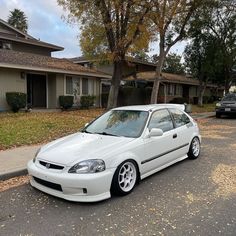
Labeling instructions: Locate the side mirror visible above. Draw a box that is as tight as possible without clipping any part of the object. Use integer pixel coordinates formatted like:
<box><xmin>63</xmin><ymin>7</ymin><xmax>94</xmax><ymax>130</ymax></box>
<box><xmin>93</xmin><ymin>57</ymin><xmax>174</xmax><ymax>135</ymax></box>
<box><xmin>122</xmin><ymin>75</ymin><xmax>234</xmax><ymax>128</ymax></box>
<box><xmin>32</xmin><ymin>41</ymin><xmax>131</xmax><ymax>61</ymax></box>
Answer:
<box><xmin>84</xmin><ymin>123</ymin><xmax>89</xmax><ymax>127</ymax></box>
<box><xmin>148</xmin><ymin>128</ymin><xmax>163</xmax><ymax>138</ymax></box>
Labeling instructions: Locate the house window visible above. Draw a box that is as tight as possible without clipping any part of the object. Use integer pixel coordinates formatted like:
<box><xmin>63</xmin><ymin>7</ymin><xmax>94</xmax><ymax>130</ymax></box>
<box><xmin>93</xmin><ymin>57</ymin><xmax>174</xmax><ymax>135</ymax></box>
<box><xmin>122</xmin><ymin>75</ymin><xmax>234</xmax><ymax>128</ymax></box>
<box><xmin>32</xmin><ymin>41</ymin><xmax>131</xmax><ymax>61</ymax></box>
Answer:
<box><xmin>176</xmin><ymin>85</ymin><xmax>183</xmax><ymax>96</ymax></box>
<box><xmin>0</xmin><ymin>41</ymin><xmax>12</xmax><ymax>50</ymax></box>
<box><xmin>66</xmin><ymin>76</ymin><xmax>73</xmax><ymax>94</ymax></box>
<box><xmin>167</xmin><ymin>84</ymin><xmax>174</xmax><ymax>95</ymax></box>
<box><xmin>82</xmin><ymin>78</ymin><xmax>88</xmax><ymax>95</ymax></box>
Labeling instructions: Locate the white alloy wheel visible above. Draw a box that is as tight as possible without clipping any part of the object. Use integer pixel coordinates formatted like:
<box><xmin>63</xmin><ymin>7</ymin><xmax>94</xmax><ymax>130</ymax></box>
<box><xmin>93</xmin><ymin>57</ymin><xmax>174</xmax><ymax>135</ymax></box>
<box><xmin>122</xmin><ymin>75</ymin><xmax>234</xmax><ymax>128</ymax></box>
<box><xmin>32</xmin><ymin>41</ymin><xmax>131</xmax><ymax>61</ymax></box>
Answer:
<box><xmin>111</xmin><ymin>160</ymin><xmax>138</xmax><ymax>195</ymax></box>
<box><xmin>118</xmin><ymin>162</ymin><xmax>137</xmax><ymax>192</ymax></box>
<box><xmin>192</xmin><ymin>137</ymin><xmax>200</xmax><ymax>157</ymax></box>
<box><xmin>188</xmin><ymin>137</ymin><xmax>201</xmax><ymax>159</ymax></box>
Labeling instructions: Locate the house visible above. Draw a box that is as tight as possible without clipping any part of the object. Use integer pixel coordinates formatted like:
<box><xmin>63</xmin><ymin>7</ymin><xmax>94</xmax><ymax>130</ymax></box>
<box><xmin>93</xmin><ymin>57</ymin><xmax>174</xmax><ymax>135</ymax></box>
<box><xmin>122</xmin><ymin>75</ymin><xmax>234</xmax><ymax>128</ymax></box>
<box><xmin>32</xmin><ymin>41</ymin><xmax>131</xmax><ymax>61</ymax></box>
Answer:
<box><xmin>71</xmin><ymin>57</ymin><xmax>224</xmax><ymax>104</ymax></box>
<box><xmin>124</xmin><ymin>71</ymin><xmax>224</xmax><ymax>104</ymax></box>
<box><xmin>0</xmin><ymin>19</ymin><xmax>110</xmax><ymax>111</ymax></box>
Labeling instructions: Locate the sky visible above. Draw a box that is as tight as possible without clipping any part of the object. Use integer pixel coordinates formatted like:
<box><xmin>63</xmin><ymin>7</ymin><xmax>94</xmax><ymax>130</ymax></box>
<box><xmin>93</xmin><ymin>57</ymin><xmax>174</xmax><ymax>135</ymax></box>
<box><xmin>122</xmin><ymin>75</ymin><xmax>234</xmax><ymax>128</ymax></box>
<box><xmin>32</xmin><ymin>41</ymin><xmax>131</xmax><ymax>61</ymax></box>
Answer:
<box><xmin>0</xmin><ymin>0</ymin><xmax>186</xmax><ymax>59</ymax></box>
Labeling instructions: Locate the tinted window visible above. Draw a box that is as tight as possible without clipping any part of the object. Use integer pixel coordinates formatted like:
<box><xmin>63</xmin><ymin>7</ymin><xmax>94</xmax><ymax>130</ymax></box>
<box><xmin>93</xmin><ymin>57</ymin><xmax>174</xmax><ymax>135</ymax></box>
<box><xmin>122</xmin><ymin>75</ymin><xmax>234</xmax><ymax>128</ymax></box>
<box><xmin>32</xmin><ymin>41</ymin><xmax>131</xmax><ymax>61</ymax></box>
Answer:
<box><xmin>85</xmin><ymin>110</ymin><xmax>149</xmax><ymax>138</ymax></box>
<box><xmin>148</xmin><ymin>109</ymin><xmax>174</xmax><ymax>132</ymax></box>
<box><xmin>170</xmin><ymin>108</ymin><xmax>190</xmax><ymax>128</ymax></box>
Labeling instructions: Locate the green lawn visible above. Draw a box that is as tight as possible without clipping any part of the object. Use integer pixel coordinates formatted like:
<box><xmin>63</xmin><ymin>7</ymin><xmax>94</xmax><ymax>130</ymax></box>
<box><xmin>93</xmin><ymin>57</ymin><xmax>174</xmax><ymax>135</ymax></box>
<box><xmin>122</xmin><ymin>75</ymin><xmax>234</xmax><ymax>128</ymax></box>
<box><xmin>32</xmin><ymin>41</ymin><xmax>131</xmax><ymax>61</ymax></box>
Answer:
<box><xmin>191</xmin><ymin>103</ymin><xmax>216</xmax><ymax>113</ymax></box>
<box><xmin>0</xmin><ymin>109</ymin><xmax>104</xmax><ymax>150</ymax></box>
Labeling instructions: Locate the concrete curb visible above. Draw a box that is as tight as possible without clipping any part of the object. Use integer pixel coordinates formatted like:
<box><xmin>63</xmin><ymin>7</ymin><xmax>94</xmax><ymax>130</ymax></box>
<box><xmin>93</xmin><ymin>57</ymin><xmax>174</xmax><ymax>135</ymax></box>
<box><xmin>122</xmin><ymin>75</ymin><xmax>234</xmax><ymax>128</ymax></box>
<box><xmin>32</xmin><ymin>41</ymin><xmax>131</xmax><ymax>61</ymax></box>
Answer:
<box><xmin>191</xmin><ymin>113</ymin><xmax>215</xmax><ymax>120</ymax></box>
<box><xmin>0</xmin><ymin>168</ymin><xmax>28</xmax><ymax>181</ymax></box>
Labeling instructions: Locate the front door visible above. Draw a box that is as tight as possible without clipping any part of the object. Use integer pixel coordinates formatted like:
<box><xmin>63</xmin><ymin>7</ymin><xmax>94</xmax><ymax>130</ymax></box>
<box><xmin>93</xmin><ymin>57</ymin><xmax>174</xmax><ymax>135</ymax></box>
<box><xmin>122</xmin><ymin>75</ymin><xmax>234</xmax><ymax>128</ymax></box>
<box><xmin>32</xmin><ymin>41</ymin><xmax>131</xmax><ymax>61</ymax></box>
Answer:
<box><xmin>27</xmin><ymin>74</ymin><xmax>47</xmax><ymax>108</ymax></box>
<box><xmin>140</xmin><ymin>109</ymin><xmax>178</xmax><ymax>175</ymax></box>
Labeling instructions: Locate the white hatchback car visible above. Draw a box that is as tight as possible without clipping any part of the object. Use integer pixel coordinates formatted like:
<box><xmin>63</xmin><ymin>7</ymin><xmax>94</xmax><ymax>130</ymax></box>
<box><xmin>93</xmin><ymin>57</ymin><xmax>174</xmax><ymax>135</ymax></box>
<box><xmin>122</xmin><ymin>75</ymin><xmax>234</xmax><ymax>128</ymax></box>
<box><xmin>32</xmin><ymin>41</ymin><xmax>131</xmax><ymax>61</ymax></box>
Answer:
<box><xmin>27</xmin><ymin>104</ymin><xmax>201</xmax><ymax>202</ymax></box>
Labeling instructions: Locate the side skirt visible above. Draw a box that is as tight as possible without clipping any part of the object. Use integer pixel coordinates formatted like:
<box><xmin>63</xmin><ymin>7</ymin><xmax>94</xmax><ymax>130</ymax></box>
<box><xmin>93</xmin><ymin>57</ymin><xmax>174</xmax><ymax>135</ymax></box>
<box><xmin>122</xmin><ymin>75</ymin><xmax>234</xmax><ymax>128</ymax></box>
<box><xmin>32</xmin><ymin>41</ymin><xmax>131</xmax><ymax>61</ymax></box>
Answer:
<box><xmin>140</xmin><ymin>155</ymin><xmax>188</xmax><ymax>180</ymax></box>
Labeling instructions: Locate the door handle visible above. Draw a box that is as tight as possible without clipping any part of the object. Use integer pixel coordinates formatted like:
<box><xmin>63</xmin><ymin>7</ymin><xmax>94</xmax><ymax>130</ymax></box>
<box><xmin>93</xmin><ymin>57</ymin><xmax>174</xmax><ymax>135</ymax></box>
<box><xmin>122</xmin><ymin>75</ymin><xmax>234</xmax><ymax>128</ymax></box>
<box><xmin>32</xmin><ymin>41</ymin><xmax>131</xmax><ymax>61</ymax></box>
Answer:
<box><xmin>173</xmin><ymin>134</ymin><xmax>177</xmax><ymax>139</ymax></box>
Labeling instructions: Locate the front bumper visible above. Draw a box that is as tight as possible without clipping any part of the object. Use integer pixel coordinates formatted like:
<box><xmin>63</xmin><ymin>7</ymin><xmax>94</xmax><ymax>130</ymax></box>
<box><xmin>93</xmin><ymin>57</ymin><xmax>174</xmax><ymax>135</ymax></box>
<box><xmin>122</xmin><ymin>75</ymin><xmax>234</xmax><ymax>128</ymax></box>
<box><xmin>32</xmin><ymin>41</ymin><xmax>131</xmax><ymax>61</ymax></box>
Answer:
<box><xmin>27</xmin><ymin>160</ymin><xmax>115</xmax><ymax>202</ymax></box>
<box><xmin>216</xmin><ymin>107</ymin><xmax>236</xmax><ymax>115</ymax></box>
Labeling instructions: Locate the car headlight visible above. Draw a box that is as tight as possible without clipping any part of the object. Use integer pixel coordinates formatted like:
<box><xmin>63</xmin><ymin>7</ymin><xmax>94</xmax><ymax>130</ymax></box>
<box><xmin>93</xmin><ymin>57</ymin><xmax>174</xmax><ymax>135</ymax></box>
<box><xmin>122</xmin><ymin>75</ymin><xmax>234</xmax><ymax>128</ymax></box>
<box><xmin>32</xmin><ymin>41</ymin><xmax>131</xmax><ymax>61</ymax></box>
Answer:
<box><xmin>33</xmin><ymin>147</ymin><xmax>41</xmax><ymax>163</ymax></box>
<box><xmin>68</xmin><ymin>159</ymin><xmax>106</xmax><ymax>174</ymax></box>
<box><xmin>216</xmin><ymin>103</ymin><xmax>221</xmax><ymax>107</ymax></box>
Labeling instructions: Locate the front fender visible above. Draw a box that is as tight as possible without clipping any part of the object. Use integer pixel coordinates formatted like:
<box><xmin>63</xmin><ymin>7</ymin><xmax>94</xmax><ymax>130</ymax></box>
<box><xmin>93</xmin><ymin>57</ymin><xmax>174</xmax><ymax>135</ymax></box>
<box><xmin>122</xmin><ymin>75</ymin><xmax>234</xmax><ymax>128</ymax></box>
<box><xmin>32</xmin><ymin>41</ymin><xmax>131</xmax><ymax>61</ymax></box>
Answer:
<box><xmin>106</xmin><ymin>151</ymin><xmax>140</xmax><ymax>170</ymax></box>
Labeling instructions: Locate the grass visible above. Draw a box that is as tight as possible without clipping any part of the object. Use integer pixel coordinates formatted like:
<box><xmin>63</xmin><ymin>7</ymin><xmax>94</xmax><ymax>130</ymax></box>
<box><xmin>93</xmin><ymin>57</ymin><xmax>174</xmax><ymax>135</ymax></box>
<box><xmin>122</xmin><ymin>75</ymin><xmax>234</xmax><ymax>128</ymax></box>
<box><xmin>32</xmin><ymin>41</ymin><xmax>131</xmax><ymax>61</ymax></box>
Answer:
<box><xmin>0</xmin><ymin>109</ymin><xmax>104</xmax><ymax>150</ymax></box>
<box><xmin>191</xmin><ymin>103</ymin><xmax>216</xmax><ymax>113</ymax></box>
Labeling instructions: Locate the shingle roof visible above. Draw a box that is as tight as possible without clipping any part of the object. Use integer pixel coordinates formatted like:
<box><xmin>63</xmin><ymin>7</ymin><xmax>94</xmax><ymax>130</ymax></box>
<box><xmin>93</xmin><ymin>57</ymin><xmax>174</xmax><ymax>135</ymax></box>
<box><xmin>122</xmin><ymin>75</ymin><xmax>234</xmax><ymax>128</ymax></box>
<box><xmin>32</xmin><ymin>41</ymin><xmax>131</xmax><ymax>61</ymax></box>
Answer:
<box><xmin>125</xmin><ymin>71</ymin><xmax>200</xmax><ymax>85</ymax></box>
<box><xmin>70</xmin><ymin>56</ymin><xmax>156</xmax><ymax>67</ymax></box>
<box><xmin>0</xmin><ymin>49</ymin><xmax>110</xmax><ymax>78</ymax></box>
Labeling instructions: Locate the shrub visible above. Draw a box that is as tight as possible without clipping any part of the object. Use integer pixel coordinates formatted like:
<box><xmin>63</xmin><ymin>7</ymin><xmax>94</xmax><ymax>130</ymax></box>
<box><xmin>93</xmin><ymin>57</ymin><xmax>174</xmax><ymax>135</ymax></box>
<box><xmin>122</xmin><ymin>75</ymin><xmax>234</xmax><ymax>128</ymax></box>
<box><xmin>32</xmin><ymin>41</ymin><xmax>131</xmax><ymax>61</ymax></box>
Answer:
<box><xmin>80</xmin><ymin>95</ymin><xmax>96</xmax><ymax>109</ymax></box>
<box><xmin>169</xmin><ymin>97</ymin><xmax>189</xmax><ymax>104</ymax></box>
<box><xmin>6</xmin><ymin>92</ymin><xmax>26</xmax><ymax>112</ymax></box>
<box><xmin>59</xmin><ymin>96</ymin><xmax>74</xmax><ymax>110</ymax></box>
<box><xmin>203</xmin><ymin>96</ymin><xmax>215</xmax><ymax>104</ymax></box>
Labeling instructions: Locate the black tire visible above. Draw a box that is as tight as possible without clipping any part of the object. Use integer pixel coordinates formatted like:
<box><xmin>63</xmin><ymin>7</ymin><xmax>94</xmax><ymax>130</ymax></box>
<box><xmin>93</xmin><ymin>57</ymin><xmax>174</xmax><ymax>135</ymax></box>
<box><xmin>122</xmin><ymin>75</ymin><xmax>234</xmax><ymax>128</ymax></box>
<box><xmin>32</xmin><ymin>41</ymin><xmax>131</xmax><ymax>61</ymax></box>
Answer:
<box><xmin>111</xmin><ymin>160</ymin><xmax>138</xmax><ymax>196</ymax></box>
<box><xmin>216</xmin><ymin>112</ymin><xmax>221</xmax><ymax>118</ymax></box>
<box><xmin>188</xmin><ymin>137</ymin><xmax>201</xmax><ymax>160</ymax></box>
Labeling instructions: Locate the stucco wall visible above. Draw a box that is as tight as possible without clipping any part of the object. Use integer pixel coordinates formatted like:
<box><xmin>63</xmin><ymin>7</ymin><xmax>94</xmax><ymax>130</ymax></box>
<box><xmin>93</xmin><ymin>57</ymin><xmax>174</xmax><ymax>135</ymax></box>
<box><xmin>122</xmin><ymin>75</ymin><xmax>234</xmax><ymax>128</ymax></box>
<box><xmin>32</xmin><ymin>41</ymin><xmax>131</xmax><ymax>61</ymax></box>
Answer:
<box><xmin>0</xmin><ymin>68</ymin><xmax>26</xmax><ymax>110</ymax></box>
<box><xmin>47</xmin><ymin>73</ymin><xmax>57</xmax><ymax>108</ymax></box>
<box><xmin>55</xmin><ymin>74</ymin><xmax>65</xmax><ymax>108</ymax></box>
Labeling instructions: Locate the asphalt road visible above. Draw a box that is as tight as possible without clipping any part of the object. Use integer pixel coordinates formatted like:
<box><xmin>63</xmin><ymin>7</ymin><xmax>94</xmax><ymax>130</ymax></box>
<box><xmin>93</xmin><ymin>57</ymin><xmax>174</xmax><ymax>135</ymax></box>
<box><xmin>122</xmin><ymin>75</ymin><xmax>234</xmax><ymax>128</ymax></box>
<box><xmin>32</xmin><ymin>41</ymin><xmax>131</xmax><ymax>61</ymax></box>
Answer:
<box><xmin>0</xmin><ymin>117</ymin><xmax>236</xmax><ymax>236</ymax></box>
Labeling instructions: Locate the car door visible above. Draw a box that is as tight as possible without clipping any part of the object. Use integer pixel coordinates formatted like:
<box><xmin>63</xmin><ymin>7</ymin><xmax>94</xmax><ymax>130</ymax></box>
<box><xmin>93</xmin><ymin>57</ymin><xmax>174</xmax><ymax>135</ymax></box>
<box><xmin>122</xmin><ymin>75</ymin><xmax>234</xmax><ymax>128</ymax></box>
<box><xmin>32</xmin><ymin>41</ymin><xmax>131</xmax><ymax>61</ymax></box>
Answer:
<box><xmin>140</xmin><ymin>109</ymin><xmax>179</xmax><ymax>175</ymax></box>
<box><xmin>168</xmin><ymin>108</ymin><xmax>193</xmax><ymax>158</ymax></box>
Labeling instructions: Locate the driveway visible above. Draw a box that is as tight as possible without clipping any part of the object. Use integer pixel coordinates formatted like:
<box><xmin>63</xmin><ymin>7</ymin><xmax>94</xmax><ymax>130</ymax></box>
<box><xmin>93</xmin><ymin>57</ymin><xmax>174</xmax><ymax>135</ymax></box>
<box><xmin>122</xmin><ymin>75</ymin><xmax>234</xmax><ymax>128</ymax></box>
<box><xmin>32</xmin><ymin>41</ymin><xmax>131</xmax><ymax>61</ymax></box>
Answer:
<box><xmin>0</xmin><ymin>117</ymin><xmax>235</xmax><ymax>236</ymax></box>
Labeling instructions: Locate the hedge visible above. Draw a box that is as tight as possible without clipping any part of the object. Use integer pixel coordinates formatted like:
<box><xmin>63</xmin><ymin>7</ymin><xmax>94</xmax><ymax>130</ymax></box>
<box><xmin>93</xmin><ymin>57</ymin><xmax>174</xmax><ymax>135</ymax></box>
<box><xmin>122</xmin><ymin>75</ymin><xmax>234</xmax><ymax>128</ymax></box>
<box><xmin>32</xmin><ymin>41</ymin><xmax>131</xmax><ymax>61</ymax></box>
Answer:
<box><xmin>6</xmin><ymin>92</ymin><xmax>26</xmax><ymax>112</ymax></box>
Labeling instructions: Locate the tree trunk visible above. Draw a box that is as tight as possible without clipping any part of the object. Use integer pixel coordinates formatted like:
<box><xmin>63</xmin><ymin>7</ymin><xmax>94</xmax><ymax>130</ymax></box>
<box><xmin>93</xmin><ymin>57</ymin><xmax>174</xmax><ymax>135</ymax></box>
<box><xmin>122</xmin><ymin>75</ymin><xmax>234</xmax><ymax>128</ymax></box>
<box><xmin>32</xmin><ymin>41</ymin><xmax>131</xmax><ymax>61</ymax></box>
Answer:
<box><xmin>107</xmin><ymin>60</ymin><xmax>123</xmax><ymax>109</ymax></box>
<box><xmin>151</xmin><ymin>42</ymin><xmax>166</xmax><ymax>104</ymax></box>
<box><xmin>198</xmin><ymin>78</ymin><xmax>207</xmax><ymax>106</ymax></box>
<box><xmin>224</xmin><ymin>68</ymin><xmax>231</xmax><ymax>94</ymax></box>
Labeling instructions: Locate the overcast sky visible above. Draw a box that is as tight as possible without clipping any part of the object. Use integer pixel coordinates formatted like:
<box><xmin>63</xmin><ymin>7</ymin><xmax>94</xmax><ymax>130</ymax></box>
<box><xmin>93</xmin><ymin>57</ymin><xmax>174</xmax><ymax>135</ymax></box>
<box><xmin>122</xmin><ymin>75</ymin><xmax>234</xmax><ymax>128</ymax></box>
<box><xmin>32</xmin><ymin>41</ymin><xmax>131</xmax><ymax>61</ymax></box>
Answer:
<box><xmin>0</xmin><ymin>0</ymin><xmax>185</xmax><ymax>59</ymax></box>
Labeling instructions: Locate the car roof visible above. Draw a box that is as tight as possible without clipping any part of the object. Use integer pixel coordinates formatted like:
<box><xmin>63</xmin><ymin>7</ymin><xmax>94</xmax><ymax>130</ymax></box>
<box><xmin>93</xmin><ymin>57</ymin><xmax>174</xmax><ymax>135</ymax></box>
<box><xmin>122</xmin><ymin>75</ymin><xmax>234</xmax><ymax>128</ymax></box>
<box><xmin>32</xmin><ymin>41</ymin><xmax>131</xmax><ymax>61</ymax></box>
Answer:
<box><xmin>112</xmin><ymin>104</ymin><xmax>185</xmax><ymax>112</ymax></box>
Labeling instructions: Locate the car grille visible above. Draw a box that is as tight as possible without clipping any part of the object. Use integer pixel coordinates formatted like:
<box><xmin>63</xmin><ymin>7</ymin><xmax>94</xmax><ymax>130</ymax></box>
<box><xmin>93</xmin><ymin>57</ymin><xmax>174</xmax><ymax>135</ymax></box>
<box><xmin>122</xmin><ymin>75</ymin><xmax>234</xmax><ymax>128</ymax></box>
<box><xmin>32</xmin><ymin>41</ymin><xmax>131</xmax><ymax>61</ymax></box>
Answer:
<box><xmin>33</xmin><ymin>176</ymin><xmax>62</xmax><ymax>192</ymax></box>
<box><xmin>39</xmin><ymin>161</ymin><xmax>64</xmax><ymax>170</ymax></box>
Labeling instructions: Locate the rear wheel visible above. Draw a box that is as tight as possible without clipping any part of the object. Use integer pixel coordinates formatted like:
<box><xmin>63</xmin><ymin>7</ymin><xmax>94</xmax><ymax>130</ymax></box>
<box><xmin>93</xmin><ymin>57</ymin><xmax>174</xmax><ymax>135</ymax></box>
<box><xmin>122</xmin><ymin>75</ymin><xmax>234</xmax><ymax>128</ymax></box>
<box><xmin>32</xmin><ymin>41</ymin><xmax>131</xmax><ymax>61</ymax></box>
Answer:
<box><xmin>111</xmin><ymin>160</ymin><xmax>138</xmax><ymax>196</ymax></box>
<box><xmin>188</xmin><ymin>137</ymin><xmax>201</xmax><ymax>159</ymax></box>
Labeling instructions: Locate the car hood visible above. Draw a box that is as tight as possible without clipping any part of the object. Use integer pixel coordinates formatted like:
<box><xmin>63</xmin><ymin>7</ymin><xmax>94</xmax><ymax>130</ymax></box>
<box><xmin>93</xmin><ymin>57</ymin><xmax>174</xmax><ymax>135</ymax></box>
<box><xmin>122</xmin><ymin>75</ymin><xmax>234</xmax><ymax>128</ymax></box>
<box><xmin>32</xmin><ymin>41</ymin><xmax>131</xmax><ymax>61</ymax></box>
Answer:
<box><xmin>37</xmin><ymin>133</ymin><xmax>134</xmax><ymax>166</ymax></box>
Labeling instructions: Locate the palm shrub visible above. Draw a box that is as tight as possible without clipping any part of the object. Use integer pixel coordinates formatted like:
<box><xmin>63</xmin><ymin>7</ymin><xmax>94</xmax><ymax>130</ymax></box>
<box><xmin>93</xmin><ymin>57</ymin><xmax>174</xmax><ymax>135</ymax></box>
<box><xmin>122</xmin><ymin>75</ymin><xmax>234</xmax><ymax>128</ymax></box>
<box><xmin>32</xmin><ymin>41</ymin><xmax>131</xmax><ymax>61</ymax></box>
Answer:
<box><xmin>6</xmin><ymin>92</ymin><xmax>26</xmax><ymax>112</ymax></box>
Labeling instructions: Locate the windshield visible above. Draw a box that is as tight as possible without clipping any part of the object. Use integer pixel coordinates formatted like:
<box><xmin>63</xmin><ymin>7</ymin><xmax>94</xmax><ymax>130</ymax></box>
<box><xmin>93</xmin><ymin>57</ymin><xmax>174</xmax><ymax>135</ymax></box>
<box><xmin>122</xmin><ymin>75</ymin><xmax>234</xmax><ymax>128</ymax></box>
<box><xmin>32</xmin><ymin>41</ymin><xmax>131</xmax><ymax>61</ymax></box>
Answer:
<box><xmin>222</xmin><ymin>94</ymin><xmax>236</xmax><ymax>101</ymax></box>
<box><xmin>83</xmin><ymin>110</ymin><xmax>149</xmax><ymax>138</ymax></box>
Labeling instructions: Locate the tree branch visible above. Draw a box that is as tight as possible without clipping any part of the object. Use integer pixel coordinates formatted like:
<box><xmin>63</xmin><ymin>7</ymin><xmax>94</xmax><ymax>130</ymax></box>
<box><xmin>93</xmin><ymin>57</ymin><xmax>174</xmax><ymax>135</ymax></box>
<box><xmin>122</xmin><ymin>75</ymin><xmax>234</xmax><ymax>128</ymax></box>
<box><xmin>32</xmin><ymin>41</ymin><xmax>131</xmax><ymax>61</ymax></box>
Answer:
<box><xmin>95</xmin><ymin>0</ymin><xmax>116</xmax><ymax>52</ymax></box>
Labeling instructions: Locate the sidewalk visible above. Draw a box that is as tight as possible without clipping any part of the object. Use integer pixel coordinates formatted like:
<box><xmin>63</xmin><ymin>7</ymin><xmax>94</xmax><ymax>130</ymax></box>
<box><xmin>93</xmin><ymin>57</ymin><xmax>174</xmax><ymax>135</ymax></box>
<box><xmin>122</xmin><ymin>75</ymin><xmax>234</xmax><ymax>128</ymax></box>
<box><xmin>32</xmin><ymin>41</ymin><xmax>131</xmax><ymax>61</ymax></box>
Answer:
<box><xmin>0</xmin><ymin>145</ymin><xmax>40</xmax><ymax>180</ymax></box>
<box><xmin>191</xmin><ymin>112</ymin><xmax>215</xmax><ymax>120</ymax></box>
<box><xmin>0</xmin><ymin>112</ymin><xmax>215</xmax><ymax>181</ymax></box>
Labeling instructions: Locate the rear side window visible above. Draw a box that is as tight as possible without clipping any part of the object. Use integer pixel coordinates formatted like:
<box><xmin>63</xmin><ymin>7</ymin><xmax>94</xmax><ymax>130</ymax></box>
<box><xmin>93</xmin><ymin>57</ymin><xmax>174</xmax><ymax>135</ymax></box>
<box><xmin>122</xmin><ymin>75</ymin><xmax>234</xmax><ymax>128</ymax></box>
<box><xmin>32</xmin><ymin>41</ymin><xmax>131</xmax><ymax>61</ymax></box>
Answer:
<box><xmin>169</xmin><ymin>108</ymin><xmax>190</xmax><ymax>128</ymax></box>
<box><xmin>148</xmin><ymin>109</ymin><xmax>174</xmax><ymax>132</ymax></box>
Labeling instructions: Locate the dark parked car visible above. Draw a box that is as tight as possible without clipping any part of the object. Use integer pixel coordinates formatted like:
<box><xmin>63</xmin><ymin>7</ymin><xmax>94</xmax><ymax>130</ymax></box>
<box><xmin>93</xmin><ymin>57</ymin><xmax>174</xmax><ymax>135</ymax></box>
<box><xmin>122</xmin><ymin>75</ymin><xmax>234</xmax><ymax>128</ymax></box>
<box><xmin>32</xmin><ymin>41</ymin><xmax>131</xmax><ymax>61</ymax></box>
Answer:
<box><xmin>215</xmin><ymin>93</ymin><xmax>236</xmax><ymax>118</ymax></box>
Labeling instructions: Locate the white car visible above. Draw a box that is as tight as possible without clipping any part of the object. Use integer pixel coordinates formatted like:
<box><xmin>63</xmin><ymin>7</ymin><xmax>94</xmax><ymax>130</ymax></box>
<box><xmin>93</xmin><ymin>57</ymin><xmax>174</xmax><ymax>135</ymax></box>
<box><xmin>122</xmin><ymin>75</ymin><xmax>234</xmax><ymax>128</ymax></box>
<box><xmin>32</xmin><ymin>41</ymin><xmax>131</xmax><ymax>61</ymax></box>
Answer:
<box><xmin>27</xmin><ymin>104</ymin><xmax>201</xmax><ymax>202</ymax></box>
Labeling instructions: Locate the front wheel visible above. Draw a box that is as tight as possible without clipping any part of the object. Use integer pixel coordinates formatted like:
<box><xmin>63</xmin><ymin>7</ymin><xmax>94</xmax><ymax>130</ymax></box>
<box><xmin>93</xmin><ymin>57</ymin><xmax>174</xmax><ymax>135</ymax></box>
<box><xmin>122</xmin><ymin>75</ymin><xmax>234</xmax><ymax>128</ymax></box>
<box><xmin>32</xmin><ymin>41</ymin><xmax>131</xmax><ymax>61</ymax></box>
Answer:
<box><xmin>111</xmin><ymin>160</ymin><xmax>138</xmax><ymax>196</ymax></box>
<box><xmin>216</xmin><ymin>112</ymin><xmax>221</xmax><ymax>118</ymax></box>
<box><xmin>188</xmin><ymin>137</ymin><xmax>201</xmax><ymax>159</ymax></box>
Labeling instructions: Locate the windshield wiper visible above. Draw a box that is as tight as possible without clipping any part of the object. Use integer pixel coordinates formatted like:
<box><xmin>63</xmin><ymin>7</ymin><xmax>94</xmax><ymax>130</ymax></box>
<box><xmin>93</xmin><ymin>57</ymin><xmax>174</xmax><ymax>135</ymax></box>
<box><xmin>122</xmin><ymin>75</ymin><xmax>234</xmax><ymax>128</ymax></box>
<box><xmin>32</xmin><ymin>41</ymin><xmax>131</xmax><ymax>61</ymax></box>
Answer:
<box><xmin>81</xmin><ymin>130</ymin><xmax>93</xmax><ymax>134</ymax></box>
<box><xmin>94</xmin><ymin>132</ymin><xmax>119</xmax><ymax>137</ymax></box>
